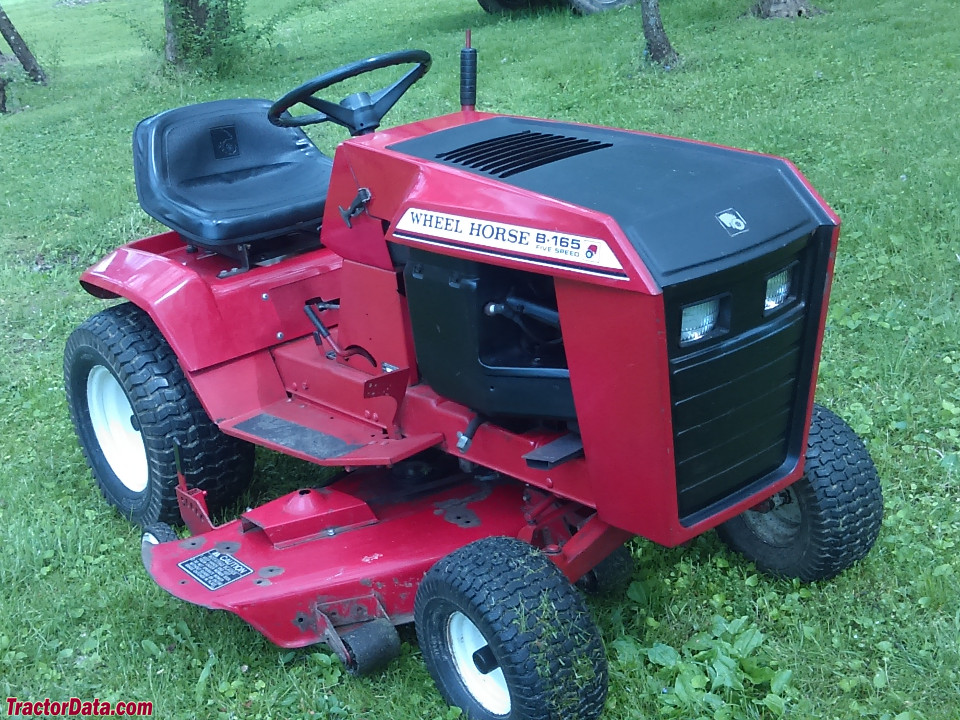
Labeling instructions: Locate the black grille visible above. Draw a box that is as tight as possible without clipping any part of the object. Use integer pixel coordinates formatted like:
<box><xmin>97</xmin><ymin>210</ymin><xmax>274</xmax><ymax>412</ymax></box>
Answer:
<box><xmin>435</xmin><ymin>130</ymin><xmax>612</xmax><ymax>178</ymax></box>
<box><xmin>663</xmin><ymin>231</ymin><xmax>832</xmax><ymax>524</ymax></box>
<box><xmin>670</xmin><ymin>315</ymin><xmax>806</xmax><ymax>519</ymax></box>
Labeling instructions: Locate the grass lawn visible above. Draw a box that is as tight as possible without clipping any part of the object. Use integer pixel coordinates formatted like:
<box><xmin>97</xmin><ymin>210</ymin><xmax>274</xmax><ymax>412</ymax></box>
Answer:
<box><xmin>1</xmin><ymin>0</ymin><xmax>958</xmax><ymax>718</ymax></box>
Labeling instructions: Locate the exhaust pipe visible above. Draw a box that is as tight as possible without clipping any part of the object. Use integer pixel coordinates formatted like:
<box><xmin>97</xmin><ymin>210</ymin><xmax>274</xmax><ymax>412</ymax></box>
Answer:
<box><xmin>460</xmin><ymin>29</ymin><xmax>477</xmax><ymax>112</ymax></box>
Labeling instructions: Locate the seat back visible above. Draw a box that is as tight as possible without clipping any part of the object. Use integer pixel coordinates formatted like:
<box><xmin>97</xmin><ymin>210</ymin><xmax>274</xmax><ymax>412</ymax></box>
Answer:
<box><xmin>133</xmin><ymin>98</ymin><xmax>333</xmax><ymax>259</ymax></box>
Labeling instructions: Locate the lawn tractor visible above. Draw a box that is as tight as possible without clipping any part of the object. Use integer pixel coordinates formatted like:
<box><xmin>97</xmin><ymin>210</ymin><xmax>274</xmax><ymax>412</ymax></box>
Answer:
<box><xmin>64</xmin><ymin>42</ymin><xmax>883</xmax><ymax>720</ymax></box>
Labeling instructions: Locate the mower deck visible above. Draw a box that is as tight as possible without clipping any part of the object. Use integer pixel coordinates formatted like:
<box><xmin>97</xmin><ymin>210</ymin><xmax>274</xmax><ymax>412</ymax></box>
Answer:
<box><xmin>142</xmin><ymin>467</ymin><xmax>529</xmax><ymax>647</ymax></box>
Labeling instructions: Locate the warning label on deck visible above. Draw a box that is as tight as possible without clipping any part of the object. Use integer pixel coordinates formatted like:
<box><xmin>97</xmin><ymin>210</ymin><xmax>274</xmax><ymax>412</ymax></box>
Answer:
<box><xmin>178</xmin><ymin>549</ymin><xmax>253</xmax><ymax>591</ymax></box>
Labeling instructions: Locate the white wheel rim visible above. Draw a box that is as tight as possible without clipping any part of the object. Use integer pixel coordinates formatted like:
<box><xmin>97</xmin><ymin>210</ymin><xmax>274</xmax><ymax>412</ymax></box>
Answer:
<box><xmin>86</xmin><ymin>365</ymin><xmax>149</xmax><ymax>493</ymax></box>
<box><xmin>142</xmin><ymin>532</ymin><xmax>161</xmax><ymax>545</ymax></box>
<box><xmin>447</xmin><ymin>611</ymin><xmax>510</xmax><ymax>716</ymax></box>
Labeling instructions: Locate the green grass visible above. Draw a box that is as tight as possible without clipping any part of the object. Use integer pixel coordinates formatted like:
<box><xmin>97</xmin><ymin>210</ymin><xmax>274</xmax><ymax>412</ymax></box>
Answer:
<box><xmin>1</xmin><ymin>0</ymin><xmax>958</xmax><ymax>717</ymax></box>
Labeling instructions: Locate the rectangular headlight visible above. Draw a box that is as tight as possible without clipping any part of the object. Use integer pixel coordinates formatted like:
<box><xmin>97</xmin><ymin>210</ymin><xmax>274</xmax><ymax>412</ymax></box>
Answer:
<box><xmin>764</xmin><ymin>265</ymin><xmax>795</xmax><ymax>314</ymax></box>
<box><xmin>680</xmin><ymin>298</ymin><xmax>721</xmax><ymax>345</ymax></box>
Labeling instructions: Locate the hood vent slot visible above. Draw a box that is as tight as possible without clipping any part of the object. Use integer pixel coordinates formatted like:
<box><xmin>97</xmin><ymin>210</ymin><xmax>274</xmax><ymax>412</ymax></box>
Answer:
<box><xmin>436</xmin><ymin>130</ymin><xmax>612</xmax><ymax>178</ymax></box>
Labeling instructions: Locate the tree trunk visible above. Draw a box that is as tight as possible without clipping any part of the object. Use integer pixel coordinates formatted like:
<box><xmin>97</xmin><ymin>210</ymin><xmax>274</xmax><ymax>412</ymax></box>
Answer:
<box><xmin>0</xmin><ymin>4</ymin><xmax>46</xmax><ymax>84</ymax></box>
<box><xmin>0</xmin><ymin>75</ymin><xmax>8</xmax><ymax>113</ymax></box>
<box><xmin>163</xmin><ymin>0</ymin><xmax>233</xmax><ymax>66</ymax></box>
<box><xmin>163</xmin><ymin>0</ymin><xmax>179</xmax><ymax>63</ymax></box>
<box><xmin>640</xmin><ymin>0</ymin><xmax>679</xmax><ymax>67</ymax></box>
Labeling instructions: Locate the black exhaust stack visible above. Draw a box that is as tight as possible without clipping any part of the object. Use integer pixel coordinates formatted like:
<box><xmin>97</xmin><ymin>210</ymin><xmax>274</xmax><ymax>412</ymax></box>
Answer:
<box><xmin>460</xmin><ymin>29</ymin><xmax>477</xmax><ymax>112</ymax></box>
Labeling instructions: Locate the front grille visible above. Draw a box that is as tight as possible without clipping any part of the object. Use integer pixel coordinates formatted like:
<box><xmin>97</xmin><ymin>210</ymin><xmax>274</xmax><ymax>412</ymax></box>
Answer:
<box><xmin>670</xmin><ymin>314</ymin><xmax>806</xmax><ymax>519</ymax></box>
<box><xmin>664</xmin><ymin>231</ymin><xmax>831</xmax><ymax>524</ymax></box>
<box><xmin>435</xmin><ymin>130</ymin><xmax>612</xmax><ymax>178</ymax></box>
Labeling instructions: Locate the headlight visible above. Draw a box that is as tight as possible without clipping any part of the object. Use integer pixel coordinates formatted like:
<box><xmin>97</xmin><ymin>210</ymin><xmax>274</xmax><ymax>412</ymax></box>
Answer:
<box><xmin>764</xmin><ymin>265</ymin><xmax>794</xmax><ymax>313</ymax></box>
<box><xmin>680</xmin><ymin>298</ymin><xmax>721</xmax><ymax>345</ymax></box>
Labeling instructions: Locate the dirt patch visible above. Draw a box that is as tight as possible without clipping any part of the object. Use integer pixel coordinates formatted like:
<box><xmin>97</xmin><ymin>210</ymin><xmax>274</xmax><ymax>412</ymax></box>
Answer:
<box><xmin>750</xmin><ymin>0</ymin><xmax>823</xmax><ymax>18</ymax></box>
<box><xmin>54</xmin><ymin>0</ymin><xmax>105</xmax><ymax>7</ymax></box>
<box><xmin>3</xmin><ymin>247</ymin><xmax>83</xmax><ymax>274</ymax></box>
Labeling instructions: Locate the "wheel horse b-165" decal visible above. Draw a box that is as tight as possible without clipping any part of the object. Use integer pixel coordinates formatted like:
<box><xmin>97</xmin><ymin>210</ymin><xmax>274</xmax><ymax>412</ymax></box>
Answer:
<box><xmin>395</xmin><ymin>208</ymin><xmax>626</xmax><ymax>277</ymax></box>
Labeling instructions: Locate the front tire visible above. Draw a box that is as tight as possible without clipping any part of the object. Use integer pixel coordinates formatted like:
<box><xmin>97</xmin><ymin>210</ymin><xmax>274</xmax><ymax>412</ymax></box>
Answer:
<box><xmin>716</xmin><ymin>404</ymin><xmax>883</xmax><ymax>581</ymax></box>
<box><xmin>415</xmin><ymin>537</ymin><xmax>607</xmax><ymax>720</ymax></box>
<box><xmin>64</xmin><ymin>303</ymin><xmax>254</xmax><ymax>526</ymax></box>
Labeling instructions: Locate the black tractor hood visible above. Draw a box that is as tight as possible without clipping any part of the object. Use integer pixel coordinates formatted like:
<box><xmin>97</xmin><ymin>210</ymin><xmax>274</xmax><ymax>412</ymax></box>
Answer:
<box><xmin>390</xmin><ymin>117</ymin><xmax>835</xmax><ymax>287</ymax></box>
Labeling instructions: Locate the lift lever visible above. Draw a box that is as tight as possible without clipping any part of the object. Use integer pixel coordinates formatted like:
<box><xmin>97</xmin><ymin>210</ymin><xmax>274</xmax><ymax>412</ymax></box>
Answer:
<box><xmin>303</xmin><ymin>303</ymin><xmax>376</xmax><ymax>366</ymax></box>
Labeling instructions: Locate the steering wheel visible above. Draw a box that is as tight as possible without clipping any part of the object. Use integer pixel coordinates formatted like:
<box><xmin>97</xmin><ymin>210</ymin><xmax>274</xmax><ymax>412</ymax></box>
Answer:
<box><xmin>268</xmin><ymin>50</ymin><xmax>432</xmax><ymax>136</ymax></box>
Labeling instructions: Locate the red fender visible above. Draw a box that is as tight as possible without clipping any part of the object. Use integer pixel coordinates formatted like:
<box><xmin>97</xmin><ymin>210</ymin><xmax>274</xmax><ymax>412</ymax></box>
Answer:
<box><xmin>80</xmin><ymin>231</ymin><xmax>342</xmax><ymax>373</ymax></box>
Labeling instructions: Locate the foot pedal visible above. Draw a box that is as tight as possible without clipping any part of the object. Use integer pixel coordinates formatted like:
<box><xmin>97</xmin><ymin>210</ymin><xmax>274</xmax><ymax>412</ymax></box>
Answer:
<box><xmin>523</xmin><ymin>434</ymin><xmax>584</xmax><ymax>470</ymax></box>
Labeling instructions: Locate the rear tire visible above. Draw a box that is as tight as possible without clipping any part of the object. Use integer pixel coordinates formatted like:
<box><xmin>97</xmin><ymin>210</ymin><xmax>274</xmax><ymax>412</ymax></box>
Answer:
<box><xmin>141</xmin><ymin>522</ymin><xmax>178</xmax><ymax>545</ymax></box>
<box><xmin>415</xmin><ymin>537</ymin><xmax>607</xmax><ymax>720</ymax></box>
<box><xmin>716</xmin><ymin>404</ymin><xmax>883</xmax><ymax>581</ymax></box>
<box><xmin>567</xmin><ymin>0</ymin><xmax>637</xmax><ymax>14</ymax></box>
<box><xmin>477</xmin><ymin>0</ymin><xmax>551</xmax><ymax>13</ymax></box>
<box><xmin>64</xmin><ymin>303</ymin><xmax>254</xmax><ymax>527</ymax></box>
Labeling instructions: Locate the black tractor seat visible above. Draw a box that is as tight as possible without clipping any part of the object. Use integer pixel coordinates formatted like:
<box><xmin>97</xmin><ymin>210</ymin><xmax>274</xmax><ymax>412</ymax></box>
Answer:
<box><xmin>133</xmin><ymin>98</ymin><xmax>334</xmax><ymax>271</ymax></box>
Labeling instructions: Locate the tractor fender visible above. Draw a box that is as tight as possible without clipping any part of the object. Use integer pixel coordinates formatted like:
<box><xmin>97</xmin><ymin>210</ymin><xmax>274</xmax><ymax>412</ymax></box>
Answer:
<box><xmin>80</xmin><ymin>232</ymin><xmax>340</xmax><ymax>373</ymax></box>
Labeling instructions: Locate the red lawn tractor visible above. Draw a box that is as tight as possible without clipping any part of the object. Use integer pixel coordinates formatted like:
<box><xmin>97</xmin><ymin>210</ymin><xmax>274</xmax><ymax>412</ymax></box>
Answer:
<box><xmin>64</xmin><ymin>45</ymin><xmax>882</xmax><ymax>720</ymax></box>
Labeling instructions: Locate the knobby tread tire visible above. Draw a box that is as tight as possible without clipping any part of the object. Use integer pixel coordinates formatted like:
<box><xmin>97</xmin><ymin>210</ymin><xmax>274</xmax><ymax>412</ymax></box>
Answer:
<box><xmin>415</xmin><ymin>536</ymin><xmax>607</xmax><ymax>720</ymax></box>
<box><xmin>717</xmin><ymin>404</ymin><xmax>883</xmax><ymax>581</ymax></box>
<box><xmin>64</xmin><ymin>302</ymin><xmax>254</xmax><ymax>526</ymax></box>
